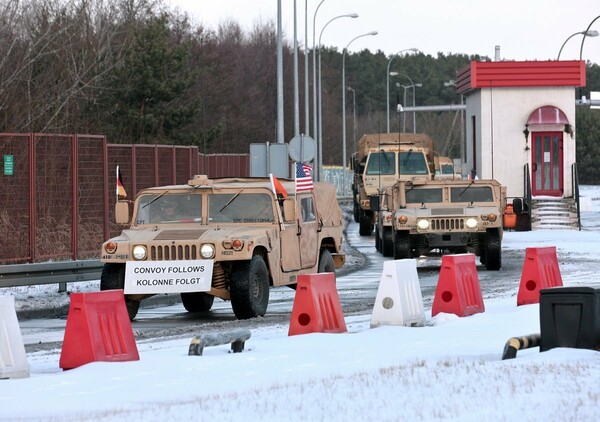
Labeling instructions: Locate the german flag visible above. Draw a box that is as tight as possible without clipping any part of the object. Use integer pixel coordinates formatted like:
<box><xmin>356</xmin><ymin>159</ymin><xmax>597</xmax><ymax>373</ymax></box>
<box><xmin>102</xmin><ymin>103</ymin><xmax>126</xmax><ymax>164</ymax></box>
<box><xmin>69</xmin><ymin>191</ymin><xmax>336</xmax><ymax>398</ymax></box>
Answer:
<box><xmin>116</xmin><ymin>165</ymin><xmax>127</xmax><ymax>199</ymax></box>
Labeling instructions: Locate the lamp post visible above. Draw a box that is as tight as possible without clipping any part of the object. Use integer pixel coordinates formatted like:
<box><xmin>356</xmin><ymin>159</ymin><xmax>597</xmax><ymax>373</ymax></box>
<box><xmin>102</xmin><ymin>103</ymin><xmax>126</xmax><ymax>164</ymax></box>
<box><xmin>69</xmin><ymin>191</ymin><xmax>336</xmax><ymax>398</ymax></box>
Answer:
<box><xmin>312</xmin><ymin>0</ymin><xmax>326</xmax><ymax>179</ymax></box>
<box><xmin>318</xmin><ymin>13</ymin><xmax>359</xmax><ymax>181</ymax></box>
<box><xmin>579</xmin><ymin>15</ymin><xmax>600</xmax><ymax>61</ymax></box>
<box><xmin>342</xmin><ymin>31</ymin><xmax>377</xmax><ymax>195</ymax></box>
<box><xmin>347</xmin><ymin>86</ymin><xmax>357</xmax><ymax>157</ymax></box>
<box><xmin>391</xmin><ymin>72</ymin><xmax>421</xmax><ymax>132</ymax></box>
<box><xmin>557</xmin><ymin>29</ymin><xmax>599</xmax><ymax>59</ymax></box>
<box><xmin>386</xmin><ymin>48</ymin><xmax>418</xmax><ymax>133</ymax></box>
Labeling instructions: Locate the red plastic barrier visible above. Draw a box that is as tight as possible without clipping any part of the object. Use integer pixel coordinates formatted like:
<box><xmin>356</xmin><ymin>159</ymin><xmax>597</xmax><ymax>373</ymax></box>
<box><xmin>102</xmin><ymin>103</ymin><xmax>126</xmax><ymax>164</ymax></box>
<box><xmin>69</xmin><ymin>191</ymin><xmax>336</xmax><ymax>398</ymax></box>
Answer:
<box><xmin>432</xmin><ymin>254</ymin><xmax>485</xmax><ymax>317</ymax></box>
<box><xmin>59</xmin><ymin>290</ymin><xmax>139</xmax><ymax>370</ymax></box>
<box><xmin>288</xmin><ymin>273</ymin><xmax>347</xmax><ymax>336</ymax></box>
<box><xmin>517</xmin><ymin>247</ymin><xmax>563</xmax><ymax>306</ymax></box>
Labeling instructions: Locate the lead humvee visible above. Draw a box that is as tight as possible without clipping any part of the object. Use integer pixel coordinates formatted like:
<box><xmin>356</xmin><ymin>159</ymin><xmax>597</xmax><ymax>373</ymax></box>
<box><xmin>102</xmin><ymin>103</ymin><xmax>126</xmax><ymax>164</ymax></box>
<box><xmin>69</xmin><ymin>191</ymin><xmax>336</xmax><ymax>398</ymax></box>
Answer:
<box><xmin>100</xmin><ymin>175</ymin><xmax>345</xmax><ymax>320</ymax></box>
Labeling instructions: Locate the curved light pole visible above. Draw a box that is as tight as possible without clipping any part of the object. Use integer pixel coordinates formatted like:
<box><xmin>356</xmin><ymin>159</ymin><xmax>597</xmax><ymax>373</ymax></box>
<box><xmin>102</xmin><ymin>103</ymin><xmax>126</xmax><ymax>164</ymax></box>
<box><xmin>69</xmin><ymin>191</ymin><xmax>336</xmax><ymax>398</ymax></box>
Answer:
<box><xmin>580</xmin><ymin>15</ymin><xmax>600</xmax><ymax>61</ymax></box>
<box><xmin>397</xmin><ymin>82</ymin><xmax>422</xmax><ymax>133</ymax></box>
<box><xmin>312</xmin><ymin>0</ymin><xmax>326</xmax><ymax>178</ymax></box>
<box><xmin>342</xmin><ymin>31</ymin><xmax>377</xmax><ymax>195</ymax></box>
<box><xmin>390</xmin><ymin>71</ymin><xmax>420</xmax><ymax>132</ymax></box>
<box><xmin>386</xmin><ymin>48</ymin><xmax>418</xmax><ymax>132</ymax></box>
<box><xmin>318</xmin><ymin>13</ymin><xmax>359</xmax><ymax>180</ymax></box>
<box><xmin>557</xmin><ymin>29</ymin><xmax>599</xmax><ymax>60</ymax></box>
<box><xmin>347</xmin><ymin>86</ymin><xmax>357</xmax><ymax>154</ymax></box>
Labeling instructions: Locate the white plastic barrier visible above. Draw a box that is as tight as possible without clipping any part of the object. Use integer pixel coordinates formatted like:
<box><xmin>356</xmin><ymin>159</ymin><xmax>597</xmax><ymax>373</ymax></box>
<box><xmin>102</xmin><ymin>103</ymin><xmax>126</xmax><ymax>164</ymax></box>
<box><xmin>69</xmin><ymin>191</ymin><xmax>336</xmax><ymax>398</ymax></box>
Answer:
<box><xmin>0</xmin><ymin>296</ymin><xmax>30</xmax><ymax>379</ymax></box>
<box><xmin>370</xmin><ymin>259</ymin><xmax>425</xmax><ymax>328</ymax></box>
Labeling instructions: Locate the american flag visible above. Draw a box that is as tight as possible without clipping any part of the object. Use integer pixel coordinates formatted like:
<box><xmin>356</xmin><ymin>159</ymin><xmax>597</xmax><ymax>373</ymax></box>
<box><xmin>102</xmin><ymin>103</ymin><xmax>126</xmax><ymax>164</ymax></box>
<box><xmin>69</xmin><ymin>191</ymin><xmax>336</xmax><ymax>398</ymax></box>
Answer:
<box><xmin>295</xmin><ymin>162</ymin><xmax>313</xmax><ymax>192</ymax></box>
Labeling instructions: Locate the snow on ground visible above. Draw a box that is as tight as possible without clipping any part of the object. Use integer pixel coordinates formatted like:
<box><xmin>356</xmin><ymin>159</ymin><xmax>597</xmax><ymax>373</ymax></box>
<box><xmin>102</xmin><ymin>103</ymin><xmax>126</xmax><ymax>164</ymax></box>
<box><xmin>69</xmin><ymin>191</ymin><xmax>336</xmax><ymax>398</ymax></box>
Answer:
<box><xmin>1</xmin><ymin>187</ymin><xmax>600</xmax><ymax>421</ymax></box>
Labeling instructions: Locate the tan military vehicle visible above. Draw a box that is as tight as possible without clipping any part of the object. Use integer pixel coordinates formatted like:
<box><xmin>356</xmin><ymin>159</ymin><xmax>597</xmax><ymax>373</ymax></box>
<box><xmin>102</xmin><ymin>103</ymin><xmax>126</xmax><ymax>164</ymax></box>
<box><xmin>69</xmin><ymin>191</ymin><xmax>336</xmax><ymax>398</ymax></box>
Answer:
<box><xmin>100</xmin><ymin>175</ymin><xmax>345</xmax><ymax>320</ymax></box>
<box><xmin>376</xmin><ymin>178</ymin><xmax>506</xmax><ymax>270</ymax></box>
<box><xmin>350</xmin><ymin>133</ymin><xmax>434</xmax><ymax>236</ymax></box>
<box><xmin>434</xmin><ymin>156</ymin><xmax>461</xmax><ymax>180</ymax></box>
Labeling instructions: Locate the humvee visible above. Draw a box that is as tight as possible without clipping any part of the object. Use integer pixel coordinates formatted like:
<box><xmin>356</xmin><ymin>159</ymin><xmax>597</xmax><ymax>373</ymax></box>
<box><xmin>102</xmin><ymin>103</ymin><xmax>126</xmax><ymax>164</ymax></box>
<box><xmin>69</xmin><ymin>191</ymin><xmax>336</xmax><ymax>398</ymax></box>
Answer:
<box><xmin>100</xmin><ymin>175</ymin><xmax>345</xmax><ymax>320</ymax></box>
<box><xmin>376</xmin><ymin>178</ymin><xmax>506</xmax><ymax>270</ymax></box>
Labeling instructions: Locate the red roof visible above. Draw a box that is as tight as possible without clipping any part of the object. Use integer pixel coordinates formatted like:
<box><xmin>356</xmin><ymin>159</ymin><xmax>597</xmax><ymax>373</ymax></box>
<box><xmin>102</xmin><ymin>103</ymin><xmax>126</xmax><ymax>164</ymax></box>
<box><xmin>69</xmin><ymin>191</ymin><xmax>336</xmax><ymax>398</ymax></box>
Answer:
<box><xmin>456</xmin><ymin>60</ymin><xmax>586</xmax><ymax>94</ymax></box>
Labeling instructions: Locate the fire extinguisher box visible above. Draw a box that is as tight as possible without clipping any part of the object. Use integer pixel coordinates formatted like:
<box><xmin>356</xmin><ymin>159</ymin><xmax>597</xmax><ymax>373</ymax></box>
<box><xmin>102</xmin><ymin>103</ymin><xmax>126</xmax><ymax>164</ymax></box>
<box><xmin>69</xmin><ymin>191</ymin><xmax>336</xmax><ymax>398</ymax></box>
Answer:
<box><xmin>539</xmin><ymin>286</ymin><xmax>600</xmax><ymax>352</ymax></box>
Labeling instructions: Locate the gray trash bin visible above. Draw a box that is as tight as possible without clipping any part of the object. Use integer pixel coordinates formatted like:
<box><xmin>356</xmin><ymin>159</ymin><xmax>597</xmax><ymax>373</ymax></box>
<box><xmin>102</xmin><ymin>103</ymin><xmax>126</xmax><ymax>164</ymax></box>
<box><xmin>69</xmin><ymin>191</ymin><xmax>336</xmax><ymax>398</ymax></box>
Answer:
<box><xmin>539</xmin><ymin>286</ymin><xmax>600</xmax><ymax>352</ymax></box>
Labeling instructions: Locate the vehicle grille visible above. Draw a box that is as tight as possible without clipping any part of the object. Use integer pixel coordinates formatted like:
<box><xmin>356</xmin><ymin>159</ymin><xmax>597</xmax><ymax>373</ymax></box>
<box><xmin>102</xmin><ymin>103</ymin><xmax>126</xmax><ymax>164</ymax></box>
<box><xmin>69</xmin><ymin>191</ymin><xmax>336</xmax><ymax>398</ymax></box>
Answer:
<box><xmin>150</xmin><ymin>244</ymin><xmax>198</xmax><ymax>260</ymax></box>
<box><xmin>429</xmin><ymin>218</ymin><xmax>465</xmax><ymax>231</ymax></box>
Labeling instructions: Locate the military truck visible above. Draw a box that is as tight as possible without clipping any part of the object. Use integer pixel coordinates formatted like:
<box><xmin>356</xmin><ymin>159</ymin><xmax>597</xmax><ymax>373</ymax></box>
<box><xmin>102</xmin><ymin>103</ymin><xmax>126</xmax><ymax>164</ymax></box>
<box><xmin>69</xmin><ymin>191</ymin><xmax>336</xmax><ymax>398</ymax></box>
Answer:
<box><xmin>434</xmin><ymin>156</ymin><xmax>461</xmax><ymax>180</ymax></box>
<box><xmin>350</xmin><ymin>133</ymin><xmax>434</xmax><ymax>236</ymax></box>
<box><xmin>375</xmin><ymin>178</ymin><xmax>506</xmax><ymax>270</ymax></box>
<box><xmin>100</xmin><ymin>175</ymin><xmax>345</xmax><ymax>320</ymax></box>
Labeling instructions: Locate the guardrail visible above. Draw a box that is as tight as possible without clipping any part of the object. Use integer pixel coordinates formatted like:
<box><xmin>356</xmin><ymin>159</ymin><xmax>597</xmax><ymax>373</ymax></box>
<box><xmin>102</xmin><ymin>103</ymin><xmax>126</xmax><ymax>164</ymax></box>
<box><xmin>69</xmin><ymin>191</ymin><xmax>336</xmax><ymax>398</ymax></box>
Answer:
<box><xmin>0</xmin><ymin>260</ymin><xmax>104</xmax><ymax>291</ymax></box>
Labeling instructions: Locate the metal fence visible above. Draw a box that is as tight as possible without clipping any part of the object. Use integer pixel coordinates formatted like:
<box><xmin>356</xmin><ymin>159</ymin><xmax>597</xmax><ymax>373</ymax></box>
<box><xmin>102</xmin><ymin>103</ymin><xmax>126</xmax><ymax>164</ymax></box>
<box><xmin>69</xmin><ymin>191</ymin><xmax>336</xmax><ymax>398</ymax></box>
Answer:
<box><xmin>0</xmin><ymin>134</ymin><xmax>249</xmax><ymax>264</ymax></box>
<box><xmin>322</xmin><ymin>166</ymin><xmax>353</xmax><ymax>197</ymax></box>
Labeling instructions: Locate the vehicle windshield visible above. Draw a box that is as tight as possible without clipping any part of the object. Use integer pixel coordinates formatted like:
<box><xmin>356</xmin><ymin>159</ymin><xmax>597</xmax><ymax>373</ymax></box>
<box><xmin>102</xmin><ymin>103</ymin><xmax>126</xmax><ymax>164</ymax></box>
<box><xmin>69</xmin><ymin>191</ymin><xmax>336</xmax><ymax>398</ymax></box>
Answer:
<box><xmin>451</xmin><ymin>186</ymin><xmax>494</xmax><ymax>203</ymax></box>
<box><xmin>208</xmin><ymin>193</ymin><xmax>275</xmax><ymax>223</ymax></box>
<box><xmin>441</xmin><ymin>163</ymin><xmax>455</xmax><ymax>175</ymax></box>
<box><xmin>399</xmin><ymin>151</ymin><xmax>429</xmax><ymax>175</ymax></box>
<box><xmin>365</xmin><ymin>152</ymin><xmax>395</xmax><ymax>175</ymax></box>
<box><xmin>136</xmin><ymin>194</ymin><xmax>202</xmax><ymax>224</ymax></box>
<box><xmin>405</xmin><ymin>188</ymin><xmax>443</xmax><ymax>204</ymax></box>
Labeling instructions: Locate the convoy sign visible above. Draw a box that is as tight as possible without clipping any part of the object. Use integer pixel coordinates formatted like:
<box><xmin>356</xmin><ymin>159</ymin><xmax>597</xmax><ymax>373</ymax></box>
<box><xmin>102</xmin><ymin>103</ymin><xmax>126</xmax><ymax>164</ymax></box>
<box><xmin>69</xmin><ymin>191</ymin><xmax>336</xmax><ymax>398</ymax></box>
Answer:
<box><xmin>124</xmin><ymin>260</ymin><xmax>214</xmax><ymax>294</ymax></box>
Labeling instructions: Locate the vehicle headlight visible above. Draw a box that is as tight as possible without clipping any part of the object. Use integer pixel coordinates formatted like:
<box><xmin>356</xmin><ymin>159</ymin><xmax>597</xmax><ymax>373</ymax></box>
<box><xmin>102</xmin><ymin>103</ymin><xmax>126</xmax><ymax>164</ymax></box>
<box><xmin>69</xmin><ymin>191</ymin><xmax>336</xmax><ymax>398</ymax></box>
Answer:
<box><xmin>132</xmin><ymin>245</ymin><xmax>147</xmax><ymax>260</ymax></box>
<box><xmin>466</xmin><ymin>217</ymin><xmax>478</xmax><ymax>229</ymax></box>
<box><xmin>417</xmin><ymin>219</ymin><xmax>430</xmax><ymax>230</ymax></box>
<box><xmin>200</xmin><ymin>244</ymin><xmax>215</xmax><ymax>259</ymax></box>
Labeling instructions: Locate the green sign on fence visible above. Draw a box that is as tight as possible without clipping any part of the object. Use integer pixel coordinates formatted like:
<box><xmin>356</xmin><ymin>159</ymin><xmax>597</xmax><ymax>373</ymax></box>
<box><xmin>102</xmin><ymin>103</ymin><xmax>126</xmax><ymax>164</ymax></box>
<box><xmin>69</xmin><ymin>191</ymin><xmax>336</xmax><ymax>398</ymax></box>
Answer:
<box><xmin>4</xmin><ymin>155</ymin><xmax>14</xmax><ymax>176</ymax></box>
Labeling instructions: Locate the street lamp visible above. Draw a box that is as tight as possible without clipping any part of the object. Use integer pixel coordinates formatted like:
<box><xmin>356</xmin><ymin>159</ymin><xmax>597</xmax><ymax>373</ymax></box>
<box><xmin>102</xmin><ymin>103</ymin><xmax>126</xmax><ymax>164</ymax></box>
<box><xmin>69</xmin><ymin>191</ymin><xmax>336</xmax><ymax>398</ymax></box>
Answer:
<box><xmin>557</xmin><ymin>29</ymin><xmax>599</xmax><ymax>59</ymax></box>
<box><xmin>342</xmin><ymin>31</ymin><xmax>377</xmax><ymax>195</ymax></box>
<box><xmin>391</xmin><ymin>72</ymin><xmax>421</xmax><ymax>133</ymax></box>
<box><xmin>347</xmin><ymin>86</ymin><xmax>357</xmax><ymax>159</ymax></box>
<box><xmin>386</xmin><ymin>48</ymin><xmax>418</xmax><ymax>133</ymax></box>
<box><xmin>318</xmin><ymin>13</ymin><xmax>359</xmax><ymax>181</ymax></box>
<box><xmin>312</xmin><ymin>0</ymin><xmax>326</xmax><ymax>178</ymax></box>
<box><xmin>580</xmin><ymin>15</ymin><xmax>600</xmax><ymax>61</ymax></box>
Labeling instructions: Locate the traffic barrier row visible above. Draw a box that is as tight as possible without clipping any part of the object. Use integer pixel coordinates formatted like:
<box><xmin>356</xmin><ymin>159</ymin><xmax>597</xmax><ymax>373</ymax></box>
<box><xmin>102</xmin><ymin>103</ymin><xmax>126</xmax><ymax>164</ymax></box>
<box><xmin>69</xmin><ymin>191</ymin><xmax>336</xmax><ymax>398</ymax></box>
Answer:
<box><xmin>0</xmin><ymin>245</ymin><xmax>564</xmax><ymax>376</ymax></box>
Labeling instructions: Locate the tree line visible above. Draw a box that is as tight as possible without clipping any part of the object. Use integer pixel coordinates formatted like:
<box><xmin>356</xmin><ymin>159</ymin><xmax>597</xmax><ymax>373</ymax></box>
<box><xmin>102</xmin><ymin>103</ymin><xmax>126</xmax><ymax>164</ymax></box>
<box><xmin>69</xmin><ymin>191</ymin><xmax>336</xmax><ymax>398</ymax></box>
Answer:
<box><xmin>1</xmin><ymin>0</ymin><xmax>599</xmax><ymax>182</ymax></box>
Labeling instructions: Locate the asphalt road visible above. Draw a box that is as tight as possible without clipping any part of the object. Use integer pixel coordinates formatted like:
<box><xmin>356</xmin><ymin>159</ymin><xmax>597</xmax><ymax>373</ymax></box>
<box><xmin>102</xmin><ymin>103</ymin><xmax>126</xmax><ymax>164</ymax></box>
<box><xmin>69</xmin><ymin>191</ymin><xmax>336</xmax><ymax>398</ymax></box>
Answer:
<box><xmin>20</xmin><ymin>216</ymin><xmax>556</xmax><ymax>352</ymax></box>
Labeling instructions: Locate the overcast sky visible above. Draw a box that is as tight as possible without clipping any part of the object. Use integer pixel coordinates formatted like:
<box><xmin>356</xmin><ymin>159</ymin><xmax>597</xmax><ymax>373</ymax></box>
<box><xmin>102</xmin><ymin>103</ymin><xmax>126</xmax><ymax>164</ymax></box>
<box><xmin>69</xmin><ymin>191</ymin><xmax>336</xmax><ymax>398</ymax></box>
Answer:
<box><xmin>168</xmin><ymin>1</ymin><xmax>600</xmax><ymax>63</ymax></box>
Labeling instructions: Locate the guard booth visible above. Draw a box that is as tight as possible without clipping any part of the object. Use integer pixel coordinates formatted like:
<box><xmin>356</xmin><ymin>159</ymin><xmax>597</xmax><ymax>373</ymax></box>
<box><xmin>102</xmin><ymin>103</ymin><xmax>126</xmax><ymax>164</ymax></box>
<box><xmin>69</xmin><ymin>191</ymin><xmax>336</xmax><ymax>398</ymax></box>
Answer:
<box><xmin>456</xmin><ymin>60</ymin><xmax>586</xmax><ymax>230</ymax></box>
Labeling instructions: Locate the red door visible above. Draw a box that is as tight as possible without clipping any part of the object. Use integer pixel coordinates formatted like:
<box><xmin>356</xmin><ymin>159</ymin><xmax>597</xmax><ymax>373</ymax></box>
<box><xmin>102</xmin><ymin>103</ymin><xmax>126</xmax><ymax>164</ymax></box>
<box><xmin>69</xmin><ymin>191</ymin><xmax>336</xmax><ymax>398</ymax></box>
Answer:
<box><xmin>531</xmin><ymin>132</ymin><xmax>563</xmax><ymax>196</ymax></box>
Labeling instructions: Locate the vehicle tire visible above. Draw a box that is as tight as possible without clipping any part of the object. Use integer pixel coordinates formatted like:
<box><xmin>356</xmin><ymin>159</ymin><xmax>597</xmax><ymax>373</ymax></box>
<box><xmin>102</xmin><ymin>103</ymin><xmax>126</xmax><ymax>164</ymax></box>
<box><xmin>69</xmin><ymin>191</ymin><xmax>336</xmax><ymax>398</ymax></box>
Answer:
<box><xmin>393</xmin><ymin>230</ymin><xmax>411</xmax><ymax>260</ymax></box>
<box><xmin>484</xmin><ymin>228</ymin><xmax>502</xmax><ymax>270</ymax></box>
<box><xmin>353</xmin><ymin>200</ymin><xmax>360</xmax><ymax>223</ymax></box>
<box><xmin>359</xmin><ymin>211</ymin><xmax>373</xmax><ymax>236</ymax></box>
<box><xmin>230</xmin><ymin>255</ymin><xmax>270</xmax><ymax>319</ymax></box>
<box><xmin>318</xmin><ymin>249</ymin><xmax>335</xmax><ymax>273</ymax></box>
<box><xmin>382</xmin><ymin>227</ymin><xmax>394</xmax><ymax>257</ymax></box>
<box><xmin>181</xmin><ymin>292</ymin><xmax>215</xmax><ymax>312</ymax></box>
<box><xmin>375</xmin><ymin>225</ymin><xmax>381</xmax><ymax>252</ymax></box>
<box><xmin>100</xmin><ymin>263</ymin><xmax>140</xmax><ymax>320</ymax></box>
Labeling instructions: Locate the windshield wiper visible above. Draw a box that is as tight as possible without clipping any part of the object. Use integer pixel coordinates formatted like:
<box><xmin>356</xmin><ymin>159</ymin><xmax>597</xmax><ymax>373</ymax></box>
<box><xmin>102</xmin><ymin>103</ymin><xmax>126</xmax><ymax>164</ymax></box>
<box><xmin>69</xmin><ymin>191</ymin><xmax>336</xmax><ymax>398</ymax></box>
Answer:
<box><xmin>458</xmin><ymin>180</ymin><xmax>475</xmax><ymax>198</ymax></box>
<box><xmin>219</xmin><ymin>190</ymin><xmax>242</xmax><ymax>213</ymax></box>
<box><xmin>141</xmin><ymin>191</ymin><xmax>167</xmax><ymax>209</ymax></box>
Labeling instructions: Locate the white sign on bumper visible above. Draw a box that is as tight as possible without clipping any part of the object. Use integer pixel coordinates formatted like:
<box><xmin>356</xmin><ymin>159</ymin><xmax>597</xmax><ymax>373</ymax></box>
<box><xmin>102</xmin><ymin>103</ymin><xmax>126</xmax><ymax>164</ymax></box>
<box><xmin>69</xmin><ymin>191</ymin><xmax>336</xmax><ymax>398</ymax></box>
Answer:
<box><xmin>124</xmin><ymin>260</ymin><xmax>214</xmax><ymax>294</ymax></box>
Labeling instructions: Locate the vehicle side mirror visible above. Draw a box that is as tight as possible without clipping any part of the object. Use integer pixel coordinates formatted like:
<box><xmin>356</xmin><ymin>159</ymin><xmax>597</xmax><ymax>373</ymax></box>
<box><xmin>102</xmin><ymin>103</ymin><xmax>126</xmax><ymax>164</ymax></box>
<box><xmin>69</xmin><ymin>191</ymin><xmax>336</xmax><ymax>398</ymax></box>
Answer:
<box><xmin>369</xmin><ymin>195</ymin><xmax>380</xmax><ymax>212</ymax></box>
<box><xmin>115</xmin><ymin>201</ymin><xmax>130</xmax><ymax>225</ymax></box>
<box><xmin>512</xmin><ymin>198</ymin><xmax>523</xmax><ymax>214</ymax></box>
<box><xmin>282</xmin><ymin>198</ymin><xmax>296</xmax><ymax>222</ymax></box>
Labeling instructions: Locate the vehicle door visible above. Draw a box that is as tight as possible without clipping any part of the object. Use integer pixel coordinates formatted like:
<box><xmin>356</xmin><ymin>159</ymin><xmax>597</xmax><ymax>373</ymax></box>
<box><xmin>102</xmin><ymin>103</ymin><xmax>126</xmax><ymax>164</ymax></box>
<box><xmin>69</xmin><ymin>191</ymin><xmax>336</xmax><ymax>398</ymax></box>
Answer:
<box><xmin>298</xmin><ymin>194</ymin><xmax>319</xmax><ymax>268</ymax></box>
